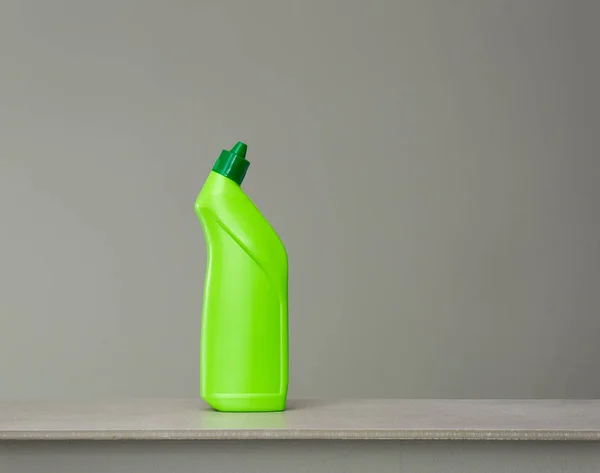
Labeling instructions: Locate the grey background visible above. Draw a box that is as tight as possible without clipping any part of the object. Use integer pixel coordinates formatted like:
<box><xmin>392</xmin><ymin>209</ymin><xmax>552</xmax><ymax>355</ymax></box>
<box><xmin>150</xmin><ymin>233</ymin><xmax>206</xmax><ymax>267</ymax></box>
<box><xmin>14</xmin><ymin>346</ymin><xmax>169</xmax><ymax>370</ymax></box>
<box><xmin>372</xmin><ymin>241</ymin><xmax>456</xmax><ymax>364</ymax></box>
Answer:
<box><xmin>0</xmin><ymin>0</ymin><xmax>598</xmax><ymax>400</ymax></box>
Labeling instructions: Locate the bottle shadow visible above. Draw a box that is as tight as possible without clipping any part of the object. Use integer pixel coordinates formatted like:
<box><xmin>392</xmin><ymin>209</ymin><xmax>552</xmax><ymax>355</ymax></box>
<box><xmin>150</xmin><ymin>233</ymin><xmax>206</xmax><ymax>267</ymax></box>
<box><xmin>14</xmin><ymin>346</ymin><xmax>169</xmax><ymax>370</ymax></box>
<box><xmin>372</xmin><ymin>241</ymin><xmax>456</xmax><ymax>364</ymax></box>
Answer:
<box><xmin>197</xmin><ymin>399</ymin><xmax>339</xmax><ymax>430</ymax></box>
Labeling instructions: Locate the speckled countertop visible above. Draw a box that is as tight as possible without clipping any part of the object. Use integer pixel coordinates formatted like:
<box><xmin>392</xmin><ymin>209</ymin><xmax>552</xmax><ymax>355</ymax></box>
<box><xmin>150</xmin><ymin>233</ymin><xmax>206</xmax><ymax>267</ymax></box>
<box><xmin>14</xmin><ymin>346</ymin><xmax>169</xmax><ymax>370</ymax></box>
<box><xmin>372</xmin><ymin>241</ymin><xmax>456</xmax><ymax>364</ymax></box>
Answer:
<box><xmin>1</xmin><ymin>399</ymin><xmax>600</xmax><ymax>441</ymax></box>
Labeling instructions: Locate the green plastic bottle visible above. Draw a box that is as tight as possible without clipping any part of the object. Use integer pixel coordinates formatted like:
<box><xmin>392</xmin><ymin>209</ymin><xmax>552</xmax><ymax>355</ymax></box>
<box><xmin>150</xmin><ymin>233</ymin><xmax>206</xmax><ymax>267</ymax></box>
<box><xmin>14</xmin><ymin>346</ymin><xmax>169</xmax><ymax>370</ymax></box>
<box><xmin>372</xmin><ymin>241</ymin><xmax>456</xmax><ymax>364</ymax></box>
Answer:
<box><xmin>194</xmin><ymin>142</ymin><xmax>288</xmax><ymax>412</ymax></box>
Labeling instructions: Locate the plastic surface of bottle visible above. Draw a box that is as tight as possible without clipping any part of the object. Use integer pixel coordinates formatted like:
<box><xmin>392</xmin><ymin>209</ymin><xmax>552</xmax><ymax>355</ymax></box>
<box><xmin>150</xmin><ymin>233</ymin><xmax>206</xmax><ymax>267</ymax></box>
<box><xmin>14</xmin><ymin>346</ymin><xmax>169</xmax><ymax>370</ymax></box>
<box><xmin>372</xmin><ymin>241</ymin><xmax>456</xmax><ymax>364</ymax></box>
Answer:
<box><xmin>194</xmin><ymin>142</ymin><xmax>288</xmax><ymax>412</ymax></box>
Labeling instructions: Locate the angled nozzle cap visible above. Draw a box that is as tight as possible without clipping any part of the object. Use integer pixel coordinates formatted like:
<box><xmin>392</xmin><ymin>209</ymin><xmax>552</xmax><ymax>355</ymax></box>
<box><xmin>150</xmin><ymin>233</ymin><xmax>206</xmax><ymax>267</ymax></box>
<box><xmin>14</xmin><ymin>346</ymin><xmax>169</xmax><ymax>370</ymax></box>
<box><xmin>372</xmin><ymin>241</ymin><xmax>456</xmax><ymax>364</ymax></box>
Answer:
<box><xmin>212</xmin><ymin>141</ymin><xmax>250</xmax><ymax>185</ymax></box>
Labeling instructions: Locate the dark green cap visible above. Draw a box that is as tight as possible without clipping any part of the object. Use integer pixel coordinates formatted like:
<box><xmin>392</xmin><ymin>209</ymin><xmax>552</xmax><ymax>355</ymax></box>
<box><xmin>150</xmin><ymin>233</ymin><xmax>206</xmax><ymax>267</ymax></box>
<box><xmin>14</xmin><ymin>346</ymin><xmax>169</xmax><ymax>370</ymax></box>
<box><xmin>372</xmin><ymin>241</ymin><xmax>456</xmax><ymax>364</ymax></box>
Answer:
<box><xmin>212</xmin><ymin>141</ymin><xmax>250</xmax><ymax>185</ymax></box>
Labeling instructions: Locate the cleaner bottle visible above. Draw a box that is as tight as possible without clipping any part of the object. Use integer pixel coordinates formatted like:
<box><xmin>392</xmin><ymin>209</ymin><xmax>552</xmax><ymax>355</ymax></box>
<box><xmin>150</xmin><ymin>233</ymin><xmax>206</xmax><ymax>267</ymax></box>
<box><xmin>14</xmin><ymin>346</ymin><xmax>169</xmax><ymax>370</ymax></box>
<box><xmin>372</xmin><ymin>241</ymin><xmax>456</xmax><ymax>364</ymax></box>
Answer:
<box><xmin>195</xmin><ymin>142</ymin><xmax>288</xmax><ymax>412</ymax></box>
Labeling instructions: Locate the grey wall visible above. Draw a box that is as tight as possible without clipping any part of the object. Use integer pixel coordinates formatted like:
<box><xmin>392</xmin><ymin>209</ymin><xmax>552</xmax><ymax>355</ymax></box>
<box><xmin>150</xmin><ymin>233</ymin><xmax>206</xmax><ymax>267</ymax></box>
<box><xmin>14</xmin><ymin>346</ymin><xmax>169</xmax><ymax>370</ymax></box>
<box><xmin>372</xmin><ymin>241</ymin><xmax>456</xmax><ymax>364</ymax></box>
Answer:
<box><xmin>0</xmin><ymin>0</ymin><xmax>598</xmax><ymax>400</ymax></box>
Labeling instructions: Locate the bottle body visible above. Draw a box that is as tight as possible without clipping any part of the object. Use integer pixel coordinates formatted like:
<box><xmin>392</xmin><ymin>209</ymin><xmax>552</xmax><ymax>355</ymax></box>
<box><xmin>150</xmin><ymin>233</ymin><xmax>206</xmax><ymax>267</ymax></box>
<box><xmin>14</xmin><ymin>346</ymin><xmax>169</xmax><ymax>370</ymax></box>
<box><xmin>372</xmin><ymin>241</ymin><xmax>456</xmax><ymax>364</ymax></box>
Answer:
<box><xmin>195</xmin><ymin>171</ymin><xmax>288</xmax><ymax>412</ymax></box>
